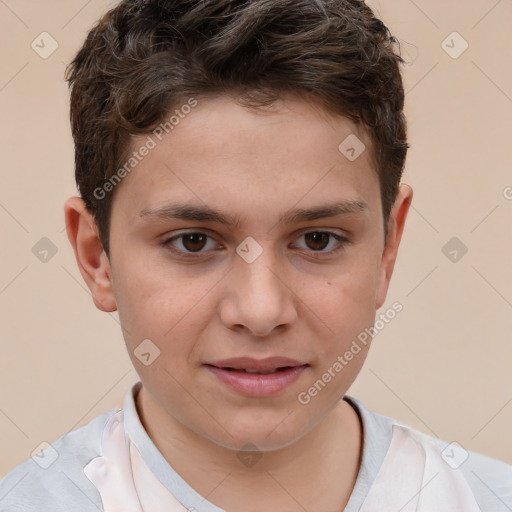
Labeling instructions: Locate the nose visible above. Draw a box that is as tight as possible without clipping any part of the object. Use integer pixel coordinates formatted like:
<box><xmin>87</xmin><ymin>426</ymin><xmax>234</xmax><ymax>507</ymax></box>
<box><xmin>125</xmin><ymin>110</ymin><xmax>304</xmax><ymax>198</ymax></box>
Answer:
<box><xmin>219</xmin><ymin>249</ymin><xmax>298</xmax><ymax>337</ymax></box>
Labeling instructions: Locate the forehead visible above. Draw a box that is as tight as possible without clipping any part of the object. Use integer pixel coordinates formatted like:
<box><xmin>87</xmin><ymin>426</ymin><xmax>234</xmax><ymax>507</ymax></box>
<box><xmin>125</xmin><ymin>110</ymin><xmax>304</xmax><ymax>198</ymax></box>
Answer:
<box><xmin>111</xmin><ymin>94</ymin><xmax>380</xmax><ymax>226</ymax></box>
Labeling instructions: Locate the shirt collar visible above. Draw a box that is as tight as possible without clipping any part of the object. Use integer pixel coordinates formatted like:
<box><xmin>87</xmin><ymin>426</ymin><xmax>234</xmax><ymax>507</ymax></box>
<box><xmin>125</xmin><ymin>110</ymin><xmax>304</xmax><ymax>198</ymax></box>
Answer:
<box><xmin>123</xmin><ymin>381</ymin><xmax>393</xmax><ymax>512</ymax></box>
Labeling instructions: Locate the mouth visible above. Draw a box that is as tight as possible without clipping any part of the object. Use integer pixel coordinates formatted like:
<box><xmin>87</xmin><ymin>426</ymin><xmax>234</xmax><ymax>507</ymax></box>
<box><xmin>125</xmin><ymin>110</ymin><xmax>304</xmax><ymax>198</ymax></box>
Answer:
<box><xmin>205</xmin><ymin>365</ymin><xmax>300</xmax><ymax>374</ymax></box>
<box><xmin>203</xmin><ymin>357</ymin><xmax>309</xmax><ymax>397</ymax></box>
<box><xmin>204</xmin><ymin>356</ymin><xmax>308</xmax><ymax>373</ymax></box>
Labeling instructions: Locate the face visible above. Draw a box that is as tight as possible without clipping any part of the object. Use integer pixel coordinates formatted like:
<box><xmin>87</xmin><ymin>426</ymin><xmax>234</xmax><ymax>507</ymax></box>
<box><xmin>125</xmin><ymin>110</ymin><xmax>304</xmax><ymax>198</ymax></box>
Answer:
<box><xmin>69</xmin><ymin>94</ymin><xmax>411</xmax><ymax>452</ymax></box>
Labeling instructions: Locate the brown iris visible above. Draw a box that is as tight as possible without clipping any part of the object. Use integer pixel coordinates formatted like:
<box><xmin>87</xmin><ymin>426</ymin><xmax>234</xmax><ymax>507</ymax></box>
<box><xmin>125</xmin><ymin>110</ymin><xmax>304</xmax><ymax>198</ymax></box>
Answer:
<box><xmin>182</xmin><ymin>233</ymin><xmax>208</xmax><ymax>252</ymax></box>
<box><xmin>304</xmin><ymin>232</ymin><xmax>330</xmax><ymax>251</ymax></box>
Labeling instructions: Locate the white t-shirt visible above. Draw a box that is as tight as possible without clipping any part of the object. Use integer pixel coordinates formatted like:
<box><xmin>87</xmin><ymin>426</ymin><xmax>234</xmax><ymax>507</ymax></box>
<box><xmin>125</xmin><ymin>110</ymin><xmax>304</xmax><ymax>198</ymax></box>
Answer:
<box><xmin>1</xmin><ymin>381</ymin><xmax>511</xmax><ymax>511</ymax></box>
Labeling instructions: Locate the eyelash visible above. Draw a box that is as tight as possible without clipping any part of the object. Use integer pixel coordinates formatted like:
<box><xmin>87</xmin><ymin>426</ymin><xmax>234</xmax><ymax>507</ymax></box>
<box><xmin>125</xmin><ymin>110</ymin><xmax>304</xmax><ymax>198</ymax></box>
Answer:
<box><xmin>160</xmin><ymin>231</ymin><xmax>351</xmax><ymax>259</ymax></box>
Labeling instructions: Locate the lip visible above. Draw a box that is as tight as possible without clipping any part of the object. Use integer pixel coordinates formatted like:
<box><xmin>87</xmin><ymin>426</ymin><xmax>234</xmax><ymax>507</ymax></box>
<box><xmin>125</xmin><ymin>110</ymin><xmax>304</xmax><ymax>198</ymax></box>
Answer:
<box><xmin>204</xmin><ymin>357</ymin><xmax>308</xmax><ymax>398</ymax></box>
<box><xmin>205</xmin><ymin>356</ymin><xmax>306</xmax><ymax>372</ymax></box>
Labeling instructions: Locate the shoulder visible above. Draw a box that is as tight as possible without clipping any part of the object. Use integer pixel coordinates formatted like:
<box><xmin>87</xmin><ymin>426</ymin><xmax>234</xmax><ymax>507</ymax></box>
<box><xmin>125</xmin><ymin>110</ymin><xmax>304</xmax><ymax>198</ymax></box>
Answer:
<box><xmin>0</xmin><ymin>409</ymin><xmax>119</xmax><ymax>512</ymax></box>
<box><xmin>428</xmin><ymin>434</ymin><xmax>512</xmax><ymax>511</ymax></box>
<box><xmin>347</xmin><ymin>397</ymin><xmax>512</xmax><ymax>511</ymax></box>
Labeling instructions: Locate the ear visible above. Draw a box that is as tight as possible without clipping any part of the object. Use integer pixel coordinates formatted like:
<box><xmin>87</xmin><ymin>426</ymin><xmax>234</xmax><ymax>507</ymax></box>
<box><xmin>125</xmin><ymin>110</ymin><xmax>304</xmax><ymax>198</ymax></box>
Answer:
<box><xmin>375</xmin><ymin>183</ymin><xmax>413</xmax><ymax>309</ymax></box>
<box><xmin>64</xmin><ymin>197</ymin><xmax>117</xmax><ymax>312</ymax></box>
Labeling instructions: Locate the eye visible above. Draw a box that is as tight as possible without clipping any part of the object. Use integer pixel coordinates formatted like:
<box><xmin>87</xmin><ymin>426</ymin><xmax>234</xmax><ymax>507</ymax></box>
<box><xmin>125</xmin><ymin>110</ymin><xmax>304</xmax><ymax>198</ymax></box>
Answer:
<box><xmin>162</xmin><ymin>232</ymin><xmax>219</xmax><ymax>255</ymax></box>
<box><xmin>293</xmin><ymin>231</ymin><xmax>350</xmax><ymax>254</ymax></box>
<box><xmin>161</xmin><ymin>230</ymin><xmax>350</xmax><ymax>259</ymax></box>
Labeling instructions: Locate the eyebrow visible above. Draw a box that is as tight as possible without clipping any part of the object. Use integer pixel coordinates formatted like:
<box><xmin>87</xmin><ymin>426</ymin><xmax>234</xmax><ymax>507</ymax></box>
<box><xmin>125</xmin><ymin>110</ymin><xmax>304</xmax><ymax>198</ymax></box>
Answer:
<box><xmin>138</xmin><ymin>199</ymin><xmax>367</xmax><ymax>228</ymax></box>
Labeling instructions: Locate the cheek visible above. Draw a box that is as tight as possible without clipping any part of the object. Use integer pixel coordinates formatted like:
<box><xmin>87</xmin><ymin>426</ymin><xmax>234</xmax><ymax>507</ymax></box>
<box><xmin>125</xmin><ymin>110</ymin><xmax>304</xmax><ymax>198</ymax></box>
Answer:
<box><xmin>112</xmin><ymin>260</ymin><xmax>209</xmax><ymax>351</ymax></box>
<box><xmin>311</xmin><ymin>260</ymin><xmax>380</xmax><ymax>326</ymax></box>
<box><xmin>299</xmin><ymin>254</ymin><xmax>380</xmax><ymax>369</ymax></box>
<box><xmin>116</xmin><ymin>281</ymin><xmax>206</xmax><ymax>390</ymax></box>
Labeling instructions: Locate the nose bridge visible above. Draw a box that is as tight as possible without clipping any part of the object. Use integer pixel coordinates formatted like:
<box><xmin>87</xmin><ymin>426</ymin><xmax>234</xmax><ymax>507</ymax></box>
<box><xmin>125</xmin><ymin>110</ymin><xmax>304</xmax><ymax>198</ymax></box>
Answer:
<box><xmin>236</xmin><ymin>239</ymin><xmax>286</xmax><ymax>303</ymax></box>
<box><xmin>221</xmin><ymin>238</ymin><xmax>297</xmax><ymax>335</ymax></box>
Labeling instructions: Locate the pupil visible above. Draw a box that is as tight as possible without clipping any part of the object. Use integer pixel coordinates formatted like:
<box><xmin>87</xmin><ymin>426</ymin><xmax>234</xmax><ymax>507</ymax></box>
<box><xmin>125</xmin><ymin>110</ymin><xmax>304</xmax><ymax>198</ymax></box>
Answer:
<box><xmin>305</xmin><ymin>232</ymin><xmax>329</xmax><ymax>251</ymax></box>
<box><xmin>183</xmin><ymin>233</ymin><xmax>207</xmax><ymax>252</ymax></box>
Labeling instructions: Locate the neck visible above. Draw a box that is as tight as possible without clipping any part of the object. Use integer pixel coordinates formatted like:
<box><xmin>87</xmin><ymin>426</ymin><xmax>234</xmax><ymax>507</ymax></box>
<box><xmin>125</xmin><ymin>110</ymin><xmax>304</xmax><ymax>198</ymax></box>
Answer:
<box><xmin>135</xmin><ymin>387</ymin><xmax>362</xmax><ymax>512</ymax></box>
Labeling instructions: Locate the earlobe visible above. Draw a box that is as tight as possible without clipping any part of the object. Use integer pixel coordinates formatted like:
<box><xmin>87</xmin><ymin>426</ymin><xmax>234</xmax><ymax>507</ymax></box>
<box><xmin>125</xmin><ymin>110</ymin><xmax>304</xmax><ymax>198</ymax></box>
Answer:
<box><xmin>64</xmin><ymin>197</ymin><xmax>117</xmax><ymax>312</ymax></box>
<box><xmin>375</xmin><ymin>184</ymin><xmax>413</xmax><ymax>309</ymax></box>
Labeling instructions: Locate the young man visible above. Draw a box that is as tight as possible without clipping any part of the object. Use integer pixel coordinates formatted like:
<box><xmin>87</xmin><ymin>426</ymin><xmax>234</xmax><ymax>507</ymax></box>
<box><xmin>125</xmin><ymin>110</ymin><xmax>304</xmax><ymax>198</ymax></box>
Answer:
<box><xmin>1</xmin><ymin>0</ymin><xmax>510</xmax><ymax>510</ymax></box>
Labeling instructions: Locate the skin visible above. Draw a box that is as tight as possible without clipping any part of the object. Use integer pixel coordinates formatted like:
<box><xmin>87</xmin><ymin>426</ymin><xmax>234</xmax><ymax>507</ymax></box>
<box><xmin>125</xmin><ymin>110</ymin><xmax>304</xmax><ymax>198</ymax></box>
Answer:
<box><xmin>65</xmin><ymin>93</ymin><xmax>412</xmax><ymax>512</ymax></box>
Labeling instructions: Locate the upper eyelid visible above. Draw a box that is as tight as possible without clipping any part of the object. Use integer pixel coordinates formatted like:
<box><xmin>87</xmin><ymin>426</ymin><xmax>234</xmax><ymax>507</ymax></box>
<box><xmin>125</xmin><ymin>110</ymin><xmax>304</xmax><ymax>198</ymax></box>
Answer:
<box><xmin>164</xmin><ymin>227</ymin><xmax>347</xmax><ymax>241</ymax></box>
<box><xmin>164</xmin><ymin>229</ymin><xmax>348</xmax><ymax>252</ymax></box>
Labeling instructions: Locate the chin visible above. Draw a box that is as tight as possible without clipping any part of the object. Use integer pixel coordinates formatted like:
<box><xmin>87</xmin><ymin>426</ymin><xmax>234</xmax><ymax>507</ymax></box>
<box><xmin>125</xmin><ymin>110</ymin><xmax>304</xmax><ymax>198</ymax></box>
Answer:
<box><xmin>202</xmin><ymin>413</ymin><xmax>311</xmax><ymax>453</ymax></box>
<box><xmin>215</xmin><ymin>432</ymin><xmax>304</xmax><ymax>454</ymax></box>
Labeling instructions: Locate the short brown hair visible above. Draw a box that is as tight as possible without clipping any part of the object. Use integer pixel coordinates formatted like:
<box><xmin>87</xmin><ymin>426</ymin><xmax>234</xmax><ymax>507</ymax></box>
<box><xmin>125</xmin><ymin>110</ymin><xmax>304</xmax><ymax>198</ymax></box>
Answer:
<box><xmin>65</xmin><ymin>0</ymin><xmax>409</xmax><ymax>259</ymax></box>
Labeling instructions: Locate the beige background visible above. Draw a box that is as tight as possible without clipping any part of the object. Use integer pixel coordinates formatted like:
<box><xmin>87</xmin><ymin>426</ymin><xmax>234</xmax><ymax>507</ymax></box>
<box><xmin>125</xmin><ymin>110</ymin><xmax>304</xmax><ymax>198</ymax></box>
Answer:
<box><xmin>1</xmin><ymin>0</ymin><xmax>511</xmax><ymax>478</ymax></box>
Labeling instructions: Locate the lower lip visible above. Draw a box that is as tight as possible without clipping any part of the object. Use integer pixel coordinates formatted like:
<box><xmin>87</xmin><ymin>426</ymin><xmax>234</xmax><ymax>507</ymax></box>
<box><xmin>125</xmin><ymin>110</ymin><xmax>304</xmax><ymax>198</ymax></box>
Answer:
<box><xmin>205</xmin><ymin>365</ymin><xmax>307</xmax><ymax>397</ymax></box>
